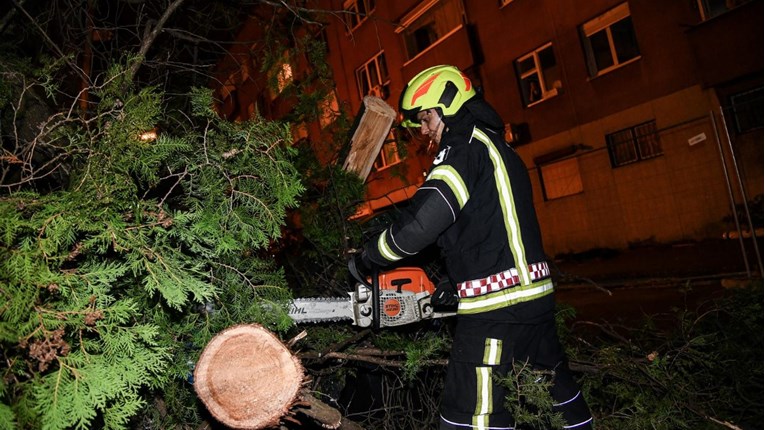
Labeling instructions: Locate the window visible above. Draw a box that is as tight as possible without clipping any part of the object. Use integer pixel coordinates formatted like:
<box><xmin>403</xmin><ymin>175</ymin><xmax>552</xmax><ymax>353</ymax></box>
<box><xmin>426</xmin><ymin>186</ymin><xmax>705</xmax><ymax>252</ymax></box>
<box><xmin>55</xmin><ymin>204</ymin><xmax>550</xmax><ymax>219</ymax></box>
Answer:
<box><xmin>373</xmin><ymin>130</ymin><xmax>401</xmax><ymax>171</ymax></box>
<box><xmin>515</xmin><ymin>43</ymin><xmax>561</xmax><ymax>107</ymax></box>
<box><xmin>580</xmin><ymin>3</ymin><xmax>640</xmax><ymax>78</ymax></box>
<box><xmin>398</xmin><ymin>0</ymin><xmax>466</xmax><ymax>60</ymax></box>
<box><xmin>539</xmin><ymin>158</ymin><xmax>583</xmax><ymax>200</ymax></box>
<box><xmin>606</xmin><ymin>120</ymin><xmax>662</xmax><ymax>167</ymax></box>
<box><xmin>729</xmin><ymin>87</ymin><xmax>763</xmax><ymax>133</ymax></box>
<box><xmin>344</xmin><ymin>0</ymin><xmax>376</xmax><ymax>31</ymax></box>
<box><xmin>356</xmin><ymin>51</ymin><xmax>390</xmax><ymax>100</ymax></box>
<box><xmin>696</xmin><ymin>0</ymin><xmax>749</xmax><ymax>20</ymax></box>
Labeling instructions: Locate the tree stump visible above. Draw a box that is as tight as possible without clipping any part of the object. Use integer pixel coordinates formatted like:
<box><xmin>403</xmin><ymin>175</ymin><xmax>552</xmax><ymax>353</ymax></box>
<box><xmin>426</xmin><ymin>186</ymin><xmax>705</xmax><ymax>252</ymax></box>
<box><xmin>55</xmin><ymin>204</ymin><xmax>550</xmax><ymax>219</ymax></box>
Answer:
<box><xmin>194</xmin><ymin>324</ymin><xmax>304</xmax><ymax>429</ymax></box>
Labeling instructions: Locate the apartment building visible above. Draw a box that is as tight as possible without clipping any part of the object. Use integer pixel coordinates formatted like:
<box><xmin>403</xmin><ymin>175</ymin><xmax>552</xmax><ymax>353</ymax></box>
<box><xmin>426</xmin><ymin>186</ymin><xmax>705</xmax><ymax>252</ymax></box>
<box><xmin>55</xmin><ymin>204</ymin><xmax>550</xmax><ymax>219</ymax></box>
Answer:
<box><xmin>213</xmin><ymin>0</ymin><xmax>762</xmax><ymax>256</ymax></box>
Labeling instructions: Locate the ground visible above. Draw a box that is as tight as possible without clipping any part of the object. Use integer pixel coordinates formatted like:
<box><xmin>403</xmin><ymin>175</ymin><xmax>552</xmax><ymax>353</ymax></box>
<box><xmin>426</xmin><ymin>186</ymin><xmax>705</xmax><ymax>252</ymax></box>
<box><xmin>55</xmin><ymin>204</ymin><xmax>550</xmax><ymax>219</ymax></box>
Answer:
<box><xmin>551</xmin><ymin>237</ymin><xmax>762</xmax><ymax>323</ymax></box>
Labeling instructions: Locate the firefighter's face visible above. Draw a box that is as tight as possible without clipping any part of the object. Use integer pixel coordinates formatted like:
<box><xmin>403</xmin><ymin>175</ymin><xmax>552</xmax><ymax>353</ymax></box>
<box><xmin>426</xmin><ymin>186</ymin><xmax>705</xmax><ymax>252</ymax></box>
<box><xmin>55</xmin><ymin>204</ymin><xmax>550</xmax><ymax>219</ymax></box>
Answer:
<box><xmin>416</xmin><ymin>109</ymin><xmax>445</xmax><ymax>144</ymax></box>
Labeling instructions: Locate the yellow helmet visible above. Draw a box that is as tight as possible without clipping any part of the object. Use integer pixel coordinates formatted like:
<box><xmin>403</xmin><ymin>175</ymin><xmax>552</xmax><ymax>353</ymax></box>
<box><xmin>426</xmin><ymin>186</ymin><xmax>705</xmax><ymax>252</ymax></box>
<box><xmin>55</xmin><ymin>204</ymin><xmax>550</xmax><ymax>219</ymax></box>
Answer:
<box><xmin>399</xmin><ymin>65</ymin><xmax>476</xmax><ymax>128</ymax></box>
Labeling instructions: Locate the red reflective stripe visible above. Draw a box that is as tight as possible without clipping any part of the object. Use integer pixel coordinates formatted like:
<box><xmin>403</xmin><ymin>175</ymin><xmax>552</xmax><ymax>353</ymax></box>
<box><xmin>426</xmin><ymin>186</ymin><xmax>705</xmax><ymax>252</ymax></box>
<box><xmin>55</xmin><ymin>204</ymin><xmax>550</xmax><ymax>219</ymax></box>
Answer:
<box><xmin>458</xmin><ymin>262</ymin><xmax>551</xmax><ymax>298</ymax></box>
<box><xmin>409</xmin><ymin>72</ymin><xmax>441</xmax><ymax>107</ymax></box>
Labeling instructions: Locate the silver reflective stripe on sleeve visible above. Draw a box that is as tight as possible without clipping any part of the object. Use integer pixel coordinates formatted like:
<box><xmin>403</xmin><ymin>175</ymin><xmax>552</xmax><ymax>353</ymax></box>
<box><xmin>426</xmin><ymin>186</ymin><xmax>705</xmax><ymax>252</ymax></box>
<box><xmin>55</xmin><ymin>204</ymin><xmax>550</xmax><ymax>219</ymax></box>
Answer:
<box><xmin>426</xmin><ymin>165</ymin><xmax>469</xmax><ymax>210</ymax></box>
<box><xmin>377</xmin><ymin>229</ymin><xmax>403</xmax><ymax>262</ymax></box>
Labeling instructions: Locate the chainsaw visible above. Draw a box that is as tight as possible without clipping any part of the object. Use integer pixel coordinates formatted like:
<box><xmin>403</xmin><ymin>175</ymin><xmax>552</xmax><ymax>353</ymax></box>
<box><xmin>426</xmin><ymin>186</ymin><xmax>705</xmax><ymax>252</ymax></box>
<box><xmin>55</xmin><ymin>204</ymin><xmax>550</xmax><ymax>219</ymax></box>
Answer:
<box><xmin>288</xmin><ymin>266</ymin><xmax>456</xmax><ymax>328</ymax></box>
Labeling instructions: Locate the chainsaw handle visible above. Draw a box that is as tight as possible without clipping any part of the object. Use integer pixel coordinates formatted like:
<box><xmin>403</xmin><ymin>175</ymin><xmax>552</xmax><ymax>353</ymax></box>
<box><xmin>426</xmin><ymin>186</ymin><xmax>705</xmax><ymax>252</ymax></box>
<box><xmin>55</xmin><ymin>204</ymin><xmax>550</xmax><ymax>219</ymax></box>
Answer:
<box><xmin>348</xmin><ymin>254</ymin><xmax>372</xmax><ymax>289</ymax></box>
<box><xmin>347</xmin><ymin>254</ymin><xmax>381</xmax><ymax>330</ymax></box>
<box><xmin>371</xmin><ymin>267</ymin><xmax>380</xmax><ymax>330</ymax></box>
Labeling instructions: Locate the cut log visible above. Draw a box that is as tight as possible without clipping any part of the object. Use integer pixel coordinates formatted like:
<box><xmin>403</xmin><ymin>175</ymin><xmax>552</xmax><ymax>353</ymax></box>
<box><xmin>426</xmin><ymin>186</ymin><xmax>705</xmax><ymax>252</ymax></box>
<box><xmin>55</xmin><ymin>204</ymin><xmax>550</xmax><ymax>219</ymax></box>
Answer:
<box><xmin>194</xmin><ymin>324</ymin><xmax>365</xmax><ymax>430</ymax></box>
<box><xmin>194</xmin><ymin>324</ymin><xmax>304</xmax><ymax>429</ymax></box>
<box><xmin>342</xmin><ymin>96</ymin><xmax>397</xmax><ymax>181</ymax></box>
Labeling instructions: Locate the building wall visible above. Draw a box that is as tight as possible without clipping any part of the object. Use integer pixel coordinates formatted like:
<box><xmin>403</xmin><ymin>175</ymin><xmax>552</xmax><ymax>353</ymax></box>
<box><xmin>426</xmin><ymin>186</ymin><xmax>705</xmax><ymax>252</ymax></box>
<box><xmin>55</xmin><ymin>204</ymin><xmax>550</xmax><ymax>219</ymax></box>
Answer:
<box><xmin>217</xmin><ymin>0</ymin><xmax>762</xmax><ymax>255</ymax></box>
<box><xmin>527</xmin><ymin>85</ymin><xmax>734</xmax><ymax>255</ymax></box>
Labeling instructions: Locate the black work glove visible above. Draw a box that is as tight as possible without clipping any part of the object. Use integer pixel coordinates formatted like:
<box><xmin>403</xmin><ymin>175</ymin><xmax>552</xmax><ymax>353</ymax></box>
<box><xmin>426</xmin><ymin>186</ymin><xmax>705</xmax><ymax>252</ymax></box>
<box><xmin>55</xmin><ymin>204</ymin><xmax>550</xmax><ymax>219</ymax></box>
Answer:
<box><xmin>431</xmin><ymin>277</ymin><xmax>459</xmax><ymax>308</ymax></box>
<box><xmin>348</xmin><ymin>250</ymin><xmax>375</xmax><ymax>286</ymax></box>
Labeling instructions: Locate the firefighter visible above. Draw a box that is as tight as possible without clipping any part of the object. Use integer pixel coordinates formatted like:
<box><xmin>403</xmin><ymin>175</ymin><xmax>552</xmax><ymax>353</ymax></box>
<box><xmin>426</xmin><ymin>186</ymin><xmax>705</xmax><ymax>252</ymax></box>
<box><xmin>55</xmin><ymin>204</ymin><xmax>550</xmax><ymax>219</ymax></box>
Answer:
<box><xmin>354</xmin><ymin>65</ymin><xmax>593</xmax><ymax>429</ymax></box>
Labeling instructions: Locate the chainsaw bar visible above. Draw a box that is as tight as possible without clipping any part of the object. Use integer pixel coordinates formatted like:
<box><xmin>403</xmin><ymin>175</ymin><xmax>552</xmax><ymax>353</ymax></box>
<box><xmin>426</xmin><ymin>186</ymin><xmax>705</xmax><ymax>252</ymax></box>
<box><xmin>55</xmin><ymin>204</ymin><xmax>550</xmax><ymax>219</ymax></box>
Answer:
<box><xmin>288</xmin><ymin>297</ymin><xmax>355</xmax><ymax>324</ymax></box>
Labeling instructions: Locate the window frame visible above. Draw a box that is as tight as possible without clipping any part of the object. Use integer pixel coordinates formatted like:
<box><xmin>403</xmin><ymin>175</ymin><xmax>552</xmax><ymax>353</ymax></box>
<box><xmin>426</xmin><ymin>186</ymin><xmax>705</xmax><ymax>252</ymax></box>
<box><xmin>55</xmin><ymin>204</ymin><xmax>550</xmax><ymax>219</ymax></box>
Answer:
<box><xmin>695</xmin><ymin>0</ymin><xmax>749</xmax><ymax>21</ymax></box>
<box><xmin>343</xmin><ymin>0</ymin><xmax>376</xmax><ymax>32</ymax></box>
<box><xmin>372</xmin><ymin>130</ymin><xmax>402</xmax><ymax>172</ymax></box>
<box><xmin>537</xmin><ymin>157</ymin><xmax>584</xmax><ymax>201</ymax></box>
<box><xmin>515</xmin><ymin>42</ymin><xmax>561</xmax><ymax>108</ymax></box>
<box><xmin>729</xmin><ymin>87</ymin><xmax>763</xmax><ymax>134</ymax></box>
<box><xmin>606</xmin><ymin>120</ymin><xmax>663</xmax><ymax>168</ymax></box>
<box><xmin>355</xmin><ymin>51</ymin><xmax>390</xmax><ymax>100</ymax></box>
<box><xmin>396</xmin><ymin>0</ymin><xmax>466</xmax><ymax>62</ymax></box>
<box><xmin>580</xmin><ymin>2</ymin><xmax>641</xmax><ymax>78</ymax></box>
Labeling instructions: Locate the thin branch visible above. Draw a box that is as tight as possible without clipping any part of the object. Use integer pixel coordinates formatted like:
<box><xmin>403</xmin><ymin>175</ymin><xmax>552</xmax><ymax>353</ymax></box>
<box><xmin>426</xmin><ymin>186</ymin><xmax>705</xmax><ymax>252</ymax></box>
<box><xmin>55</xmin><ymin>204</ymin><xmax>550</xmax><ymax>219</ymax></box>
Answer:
<box><xmin>9</xmin><ymin>0</ymin><xmax>87</xmax><ymax>83</ymax></box>
<box><xmin>126</xmin><ymin>0</ymin><xmax>189</xmax><ymax>82</ymax></box>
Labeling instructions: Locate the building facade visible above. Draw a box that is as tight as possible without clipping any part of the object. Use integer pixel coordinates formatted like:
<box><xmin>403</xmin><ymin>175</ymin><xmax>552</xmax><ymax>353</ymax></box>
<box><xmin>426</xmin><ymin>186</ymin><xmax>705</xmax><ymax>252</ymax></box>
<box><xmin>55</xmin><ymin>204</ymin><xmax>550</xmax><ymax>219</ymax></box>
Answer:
<box><xmin>214</xmin><ymin>0</ymin><xmax>763</xmax><ymax>256</ymax></box>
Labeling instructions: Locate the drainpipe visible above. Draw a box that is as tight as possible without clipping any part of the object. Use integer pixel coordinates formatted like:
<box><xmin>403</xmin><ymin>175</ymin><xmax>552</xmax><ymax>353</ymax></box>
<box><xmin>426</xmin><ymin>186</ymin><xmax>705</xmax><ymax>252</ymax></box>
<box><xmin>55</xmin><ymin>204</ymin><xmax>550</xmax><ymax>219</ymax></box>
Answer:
<box><xmin>710</xmin><ymin>110</ymin><xmax>752</xmax><ymax>278</ymax></box>
<box><xmin>717</xmin><ymin>107</ymin><xmax>763</xmax><ymax>277</ymax></box>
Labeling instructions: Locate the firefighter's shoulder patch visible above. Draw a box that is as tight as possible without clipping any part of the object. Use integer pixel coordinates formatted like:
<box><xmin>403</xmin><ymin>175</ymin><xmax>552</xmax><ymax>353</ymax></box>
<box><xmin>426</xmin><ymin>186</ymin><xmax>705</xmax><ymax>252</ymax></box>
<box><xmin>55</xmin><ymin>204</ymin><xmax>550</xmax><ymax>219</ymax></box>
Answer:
<box><xmin>433</xmin><ymin>146</ymin><xmax>451</xmax><ymax>165</ymax></box>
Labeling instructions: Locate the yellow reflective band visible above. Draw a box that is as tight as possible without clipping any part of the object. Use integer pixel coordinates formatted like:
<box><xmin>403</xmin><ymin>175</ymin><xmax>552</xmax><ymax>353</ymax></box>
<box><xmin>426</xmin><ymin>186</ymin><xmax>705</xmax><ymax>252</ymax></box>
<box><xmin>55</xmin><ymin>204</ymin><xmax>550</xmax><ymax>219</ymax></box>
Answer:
<box><xmin>471</xmin><ymin>128</ymin><xmax>531</xmax><ymax>285</ymax></box>
<box><xmin>474</xmin><ymin>366</ymin><xmax>493</xmax><ymax>425</ymax></box>
<box><xmin>427</xmin><ymin>165</ymin><xmax>469</xmax><ymax>209</ymax></box>
<box><xmin>458</xmin><ymin>279</ymin><xmax>555</xmax><ymax>314</ymax></box>
<box><xmin>483</xmin><ymin>338</ymin><xmax>502</xmax><ymax>365</ymax></box>
<box><xmin>377</xmin><ymin>230</ymin><xmax>403</xmax><ymax>262</ymax></box>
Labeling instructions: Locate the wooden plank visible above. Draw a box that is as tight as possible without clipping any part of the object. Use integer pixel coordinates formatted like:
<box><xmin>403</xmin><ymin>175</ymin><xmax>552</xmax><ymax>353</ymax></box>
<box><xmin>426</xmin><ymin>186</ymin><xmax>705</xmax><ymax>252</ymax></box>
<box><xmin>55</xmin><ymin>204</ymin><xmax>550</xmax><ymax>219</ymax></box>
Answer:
<box><xmin>343</xmin><ymin>96</ymin><xmax>397</xmax><ymax>180</ymax></box>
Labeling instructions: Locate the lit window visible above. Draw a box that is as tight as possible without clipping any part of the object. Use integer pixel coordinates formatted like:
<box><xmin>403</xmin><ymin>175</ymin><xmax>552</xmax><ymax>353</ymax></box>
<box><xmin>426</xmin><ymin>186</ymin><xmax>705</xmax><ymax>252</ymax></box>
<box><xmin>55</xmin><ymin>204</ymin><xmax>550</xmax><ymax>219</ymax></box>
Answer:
<box><xmin>729</xmin><ymin>87</ymin><xmax>763</xmax><ymax>133</ymax></box>
<box><xmin>344</xmin><ymin>0</ymin><xmax>376</xmax><ymax>31</ymax></box>
<box><xmin>696</xmin><ymin>0</ymin><xmax>749</xmax><ymax>21</ymax></box>
<box><xmin>319</xmin><ymin>91</ymin><xmax>340</xmax><ymax>129</ymax></box>
<box><xmin>356</xmin><ymin>51</ymin><xmax>390</xmax><ymax>100</ymax></box>
<box><xmin>515</xmin><ymin>43</ymin><xmax>562</xmax><ymax>107</ymax></box>
<box><xmin>606</xmin><ymin>120</ymin><xmax>662</xmax><ymax>167</ymax></box>
<box><xmin>373</xmin><ymin>130</ymin><xmax>401</xmax><ymax>171</ymax></box>
<box><xmin>539</xmin><ymin>157</ymin><xmax>583</xmax><ymax>200</ymax></box>
<box><xmin>398</xmin><ymin>0</ymin><xmax>466</xmax><ymax>60</ymax></box>
<box><xmin>580</xmin><ymin>3</ymin><xmax>640</xmax><ymax>78</ymax></box>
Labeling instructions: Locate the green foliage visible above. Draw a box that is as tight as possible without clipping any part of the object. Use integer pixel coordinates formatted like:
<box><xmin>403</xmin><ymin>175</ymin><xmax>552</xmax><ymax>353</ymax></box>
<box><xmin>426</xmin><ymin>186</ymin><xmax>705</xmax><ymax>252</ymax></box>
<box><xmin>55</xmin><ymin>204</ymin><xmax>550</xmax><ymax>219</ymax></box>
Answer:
<box><xmin>497</xmin><ymin>360</ymin><xmax>566</xmax><ymax>430</ymax></box>
<box><xmin>571</xmin><ymin>281</ymin><xmax>764</xmax><ymax>429</ymax></box>
<box><xmin>401</xmin><ymin>332</ymin><xmax>450</xmax><ymax>381</ymax></box>
<box><xmin>0</xmin><ymin>62</ymin><xmax>303</xmax><ymax>429</ymax></box>
<box><xmin>280</xmin><ymin>108</ymin><xmax>365</xmax><ymax>295</ymax></box>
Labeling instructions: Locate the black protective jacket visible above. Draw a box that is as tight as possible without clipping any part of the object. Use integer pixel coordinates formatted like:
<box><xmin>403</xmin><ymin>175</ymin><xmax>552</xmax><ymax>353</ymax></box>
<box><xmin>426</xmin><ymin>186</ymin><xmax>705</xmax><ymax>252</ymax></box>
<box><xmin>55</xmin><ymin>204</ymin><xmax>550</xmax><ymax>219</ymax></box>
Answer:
<box><xmin>364</xmin><ymin>97</ymin><xmax>554</xmax><ymax>321</ymax></box>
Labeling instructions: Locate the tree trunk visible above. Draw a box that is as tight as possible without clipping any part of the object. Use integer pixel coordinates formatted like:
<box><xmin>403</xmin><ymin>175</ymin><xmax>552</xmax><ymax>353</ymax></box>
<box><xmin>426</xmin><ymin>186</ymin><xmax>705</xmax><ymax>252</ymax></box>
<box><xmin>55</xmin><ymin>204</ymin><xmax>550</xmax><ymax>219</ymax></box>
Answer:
<box><xmin>194</xmin><ymin>324</ymin><xmax>364</xmax><ymax>429</ymax></box>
